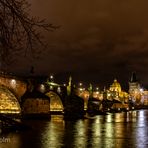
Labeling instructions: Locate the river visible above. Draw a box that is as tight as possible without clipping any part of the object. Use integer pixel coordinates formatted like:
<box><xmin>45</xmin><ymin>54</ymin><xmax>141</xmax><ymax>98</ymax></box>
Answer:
<box><xmin>0</xmin><ymin>110</ymin><xmax>148</xmax><ymax>148</ymax></box>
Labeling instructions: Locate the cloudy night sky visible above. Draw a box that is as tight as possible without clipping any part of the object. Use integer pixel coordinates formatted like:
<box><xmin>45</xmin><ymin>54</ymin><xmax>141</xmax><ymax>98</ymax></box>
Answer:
<box><xmin>7</xmin><ymin>0</ymin><xmax>148</xmax><ymax>90</ymax></box>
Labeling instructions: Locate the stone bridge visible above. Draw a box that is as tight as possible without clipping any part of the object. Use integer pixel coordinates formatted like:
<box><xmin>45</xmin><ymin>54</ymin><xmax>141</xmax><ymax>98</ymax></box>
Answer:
<box><xmin>0</xmin><ymin>73</ymin><xmax>85</xmax><ymax>118</ymax></box>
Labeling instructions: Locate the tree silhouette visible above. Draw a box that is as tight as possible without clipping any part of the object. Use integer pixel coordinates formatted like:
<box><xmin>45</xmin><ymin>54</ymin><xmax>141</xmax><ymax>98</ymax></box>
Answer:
<box><xmin>0</xmin><ymin>0</ymin><xmax>57</xmax><ymax>65</ymax></box>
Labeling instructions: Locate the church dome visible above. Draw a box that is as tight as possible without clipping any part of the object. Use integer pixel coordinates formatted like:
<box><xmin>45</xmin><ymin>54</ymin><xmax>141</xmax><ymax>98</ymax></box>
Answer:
<box><xmin>110</xmin><ymin>79</ymin><xmax>121</xmax><ymax>92</ymax></box>
<box><xmin>112</xmin><ymin>79</ymin><xmax>121</xmax><ymax>87</ymax></box>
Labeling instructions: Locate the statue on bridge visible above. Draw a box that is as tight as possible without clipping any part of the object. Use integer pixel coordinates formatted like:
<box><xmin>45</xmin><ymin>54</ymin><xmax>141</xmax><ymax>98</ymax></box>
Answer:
<box><xmin>67</xmin><ymin>76</ymin><xmax>72</xmax><ymax>96</ymax></box>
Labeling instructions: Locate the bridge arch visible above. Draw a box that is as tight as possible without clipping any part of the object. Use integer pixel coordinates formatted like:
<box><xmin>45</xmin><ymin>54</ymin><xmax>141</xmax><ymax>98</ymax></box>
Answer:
<box><xmin>46</xmin><ymin>91</ymin><xmax>64</xmax><ymax>112</ymax></box>
<box><xmin>0</xmin><ymin>75</ymin><xmax>27</xmax><ymax>101</ymax></box>
<box><xmin>0</xmin><ymin>85</ymin><xmax>21</xmax><ymax>114</ymax></box>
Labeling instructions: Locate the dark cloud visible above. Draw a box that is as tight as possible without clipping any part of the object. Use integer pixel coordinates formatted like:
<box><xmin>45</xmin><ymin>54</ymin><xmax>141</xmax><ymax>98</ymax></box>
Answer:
<box><xmin>7</xmin><ymin>0</ymin><xmax>148</xmax><ymax>89</ymax></box>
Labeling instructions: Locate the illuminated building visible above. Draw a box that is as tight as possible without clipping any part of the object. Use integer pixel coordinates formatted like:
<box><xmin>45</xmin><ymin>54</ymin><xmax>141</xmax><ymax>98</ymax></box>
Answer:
<box><xmin>101</xmin><ymin>79</ymin><xmax>129</xmax><ymax>111</ymax></box>
<box><xmin>76</xmin><ymin>82</ymin><xmax>86</xmax><ymax>97</ymax></box>
<box><xmin>142</xmin><ymin>90</ymin><xmax>148</xmax><ymax>106</ymax></box>
<box><xmin>92</xmin><ymin>87</ymin><xmax>103</xmax><ymax>101</ymax></box>
<box><xmin>129</xmin><ymin>72</ymin><xmax>140</xmax><ymax>94</ymax></box>
<box><xmin>109</xmin><ymin>79</ymin><xmax>129</xmax><ymax>103</ymax></box>
<box><xmin>110</xmin><ymin>79</ymin><xmax>121</xmax><ymax>92</ymax></box>
<box><xmin>129</xmin><ymin>72</ymin><xmax>143</xmax><ymax>105</ymax></box>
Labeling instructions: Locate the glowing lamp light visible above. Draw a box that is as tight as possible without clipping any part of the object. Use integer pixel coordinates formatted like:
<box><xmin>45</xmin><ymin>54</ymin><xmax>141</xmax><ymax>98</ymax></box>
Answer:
<box><xmin>96</xmin><ymin>91</ymin><xmax>99</xmax><ymax>94</ymax></box>
<box><xmin>79</xmin><ymin>83</ymin><xmax>83</xmax><ymax>87</ymax></box>
<box><xmin>50</xmin><ymin>86</ymin><xmax>53</xmax><ymax>90</ymax></box>
<box><xmin>11</xmin><ymin>79</ymin><xmax>16</xmax><ymax>87</ymax></box>
<box><xmin>107</xmin><ymin>93</ymin><xmax>111</xmax><ymax>97</ymax></box>
<box><xmin>63</xmin><ymin>83</ymin><xmax>66</xmax><ymax>86</ymax></box>
<box><xmin>11</xmin><ymin>79</ymin><xmax>16</xmax><ymax>84</ymax></box>
<box><xmin>50</xmin><ymin>75</ymin><xmax>54</xmax><ymax>79</ymax></box>
<box><xmin>57</xmin><ymin>87</ymin><xmax>61</xmax><ymax>93</ymax></box>
<box><xmin>96</xmin><ymin>87</ymin><xmax>99</xmax><ymax>91</ymax></box>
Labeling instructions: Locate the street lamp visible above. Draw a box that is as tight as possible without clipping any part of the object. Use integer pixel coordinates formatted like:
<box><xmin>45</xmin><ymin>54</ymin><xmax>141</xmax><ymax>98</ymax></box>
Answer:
<box><xmin>63</xmin><ymin>83</ymin><xmax>66</xmax><ymax>87</ymax></box>
<box><xmin>79</xmin><ymin>82</ymin><xmax>83</xmax><ymax>87</ymax></box>
<box><xmin>96</xmin><ymin>87</ymin><xmax>99</xmax><ymax>91</ymax></box>
<box><xmin>50</xmin><ymin>74</ymin><xmax>54</xmax><ymax>82</ymax></box>
<box><xmin>11</xmin><ymin>79</ymin><xmax>16</xmax><ymax>88</ymax></box>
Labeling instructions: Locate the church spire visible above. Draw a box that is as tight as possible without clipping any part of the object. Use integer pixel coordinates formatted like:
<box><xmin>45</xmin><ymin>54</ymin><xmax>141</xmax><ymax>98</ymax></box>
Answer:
<box><xmin>130</xmin><ymin>72</ymin><xmax>138</xmax><ymax>82</ymax></box>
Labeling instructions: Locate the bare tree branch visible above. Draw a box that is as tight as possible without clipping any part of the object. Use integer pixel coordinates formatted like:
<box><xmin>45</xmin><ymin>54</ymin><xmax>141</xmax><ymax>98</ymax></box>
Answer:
<box><xmin>0</xmin><ymin>0</ymin><xmax>58</xmax><ymax>65</ymax></box>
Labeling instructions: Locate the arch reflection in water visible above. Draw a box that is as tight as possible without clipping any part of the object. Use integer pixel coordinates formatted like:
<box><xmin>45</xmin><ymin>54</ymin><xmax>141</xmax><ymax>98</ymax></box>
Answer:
<box><xmin>41</xmin><ymin>115</ymin><xmax>65</xmax><ymax>148</ymax></box>
<box><xmin>0</xmin><ymin>85</ymin><xmax>21</xmax><ymax>114</ymax></box>
<box><xmin>46</xmin><ymin>91</ymin><xmax>64</xmax><ymax>112</ymax></box>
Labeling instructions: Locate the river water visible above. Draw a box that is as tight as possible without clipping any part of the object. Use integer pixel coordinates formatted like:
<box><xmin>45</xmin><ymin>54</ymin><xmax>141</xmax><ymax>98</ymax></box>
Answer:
<box><xmin>0</xmin><ymin>110</ymin><xmax>148</xmax><ymax>148</ymax></box>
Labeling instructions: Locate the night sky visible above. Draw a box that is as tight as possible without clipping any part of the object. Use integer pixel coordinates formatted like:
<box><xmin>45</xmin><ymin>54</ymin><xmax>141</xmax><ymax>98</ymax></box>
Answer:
<box><xmin>7</xmin><ymin>0</ymin><xmax>148</xmax><ymax>90</ymax></box>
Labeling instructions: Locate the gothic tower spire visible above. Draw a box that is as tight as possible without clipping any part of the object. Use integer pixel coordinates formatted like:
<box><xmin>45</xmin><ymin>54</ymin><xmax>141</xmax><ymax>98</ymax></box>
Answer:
<box><xmin>130</xmin><ymin>72</ymin><xmax>138</xmax><ymax>82</ymax></box>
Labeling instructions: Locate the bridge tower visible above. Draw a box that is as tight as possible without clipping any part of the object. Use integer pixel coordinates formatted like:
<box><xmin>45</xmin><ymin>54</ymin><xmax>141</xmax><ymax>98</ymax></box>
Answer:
<box><xmin>129</xmin><ymin>72</ymin><xmax>141</xmax><ymax>104</ymax></box>
<box><xmin>129</xmin><ymin>72</ymin><xmax>140</xmax><ymax>94</ymax></box>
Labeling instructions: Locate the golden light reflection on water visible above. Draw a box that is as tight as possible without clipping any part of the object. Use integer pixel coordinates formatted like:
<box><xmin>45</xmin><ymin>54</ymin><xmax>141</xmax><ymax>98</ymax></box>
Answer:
<box><xmin>0</xmin><ymin>110</ymin><xmax>148</xmax><ymax>148</ymax></box>
<box><xmin>106</xmin><ymin>114</ymin><xmax>112</xmax><ymax>122</ymax></box>
<box><xmin>138</xmin><ymin>110</ymin><xmax>145</xmax><ymax>123</ymax></box>
<box><xmin>73</xmin><ymin>120</ymin><xmax>87</xmax><ymax>148</ymax></box>
<box><xmin>91</xmin><ymin>120</ymin><xmax>102</xmax><ymax>147</ymax></box>
<box><xmin>115</xmin><ymin>113</ymin><xmax>124</xmax><ymax>122</ymax></box>
<box><xmin>41</xmin><ymin>115</ymin><xmax>64</xmax><ymax>148</ymax></box>
<box><xmin>135</xmin><ymin>110</ymin><xmax>148</xmax><ymax>148</ymax></box>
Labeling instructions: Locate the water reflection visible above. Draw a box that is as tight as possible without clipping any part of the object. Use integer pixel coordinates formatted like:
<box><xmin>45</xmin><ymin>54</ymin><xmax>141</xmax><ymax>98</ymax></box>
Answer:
<box><xmin>74</xmin><ymin>120</ymin><xmax>87</xmax><ymax>147</ymax></box>
<box><xmin>135</xmin><ymin>110</ymin><xmax>148</xmax><ymax>148</ymax></box>
<box><xmin>0</xmin><ymin>110</ymin><xmax>148</xmax><ymax>148</ymax></box>
<box><xmin>41</xmin><ymin>115</ymin><xmax>64</xmax><ymax>148</ymax></box>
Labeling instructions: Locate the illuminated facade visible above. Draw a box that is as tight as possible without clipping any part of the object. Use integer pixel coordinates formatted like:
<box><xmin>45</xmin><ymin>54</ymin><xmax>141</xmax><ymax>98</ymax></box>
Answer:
<box><xmin>0</xmin><ymin>85</ymin><xmax>21</xmax><ymax>114</ymax></box>
<box><xmin>110</xmin><ymin>79</ymin><xmax>121</xmax><ymax>92</ymax></box>
<box><xmin>129</xmin><ymin>72</ymin><xmax>142</xmax><ymax>105</ymax></box>
<box><xmin>142</xmin><ymin>91</ymin><xmax>148</xmax><ymax>106</ymax></box>
<box><xmin>92</xmin><ymin>87</ymin><xmax>103</xmax><ymax>101</ymax></box>
<box><xmin>108</xmin><ymin>79</ymin><xmax>129</xmax><ymax>103</ymax></box>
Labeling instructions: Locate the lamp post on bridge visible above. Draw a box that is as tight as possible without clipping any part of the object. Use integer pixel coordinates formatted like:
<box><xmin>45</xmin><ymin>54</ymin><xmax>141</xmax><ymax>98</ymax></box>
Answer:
<box><xmin>49</xmin><ymin>74</ymin><xmax>54</xmax><ymax>82</ymax></box>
